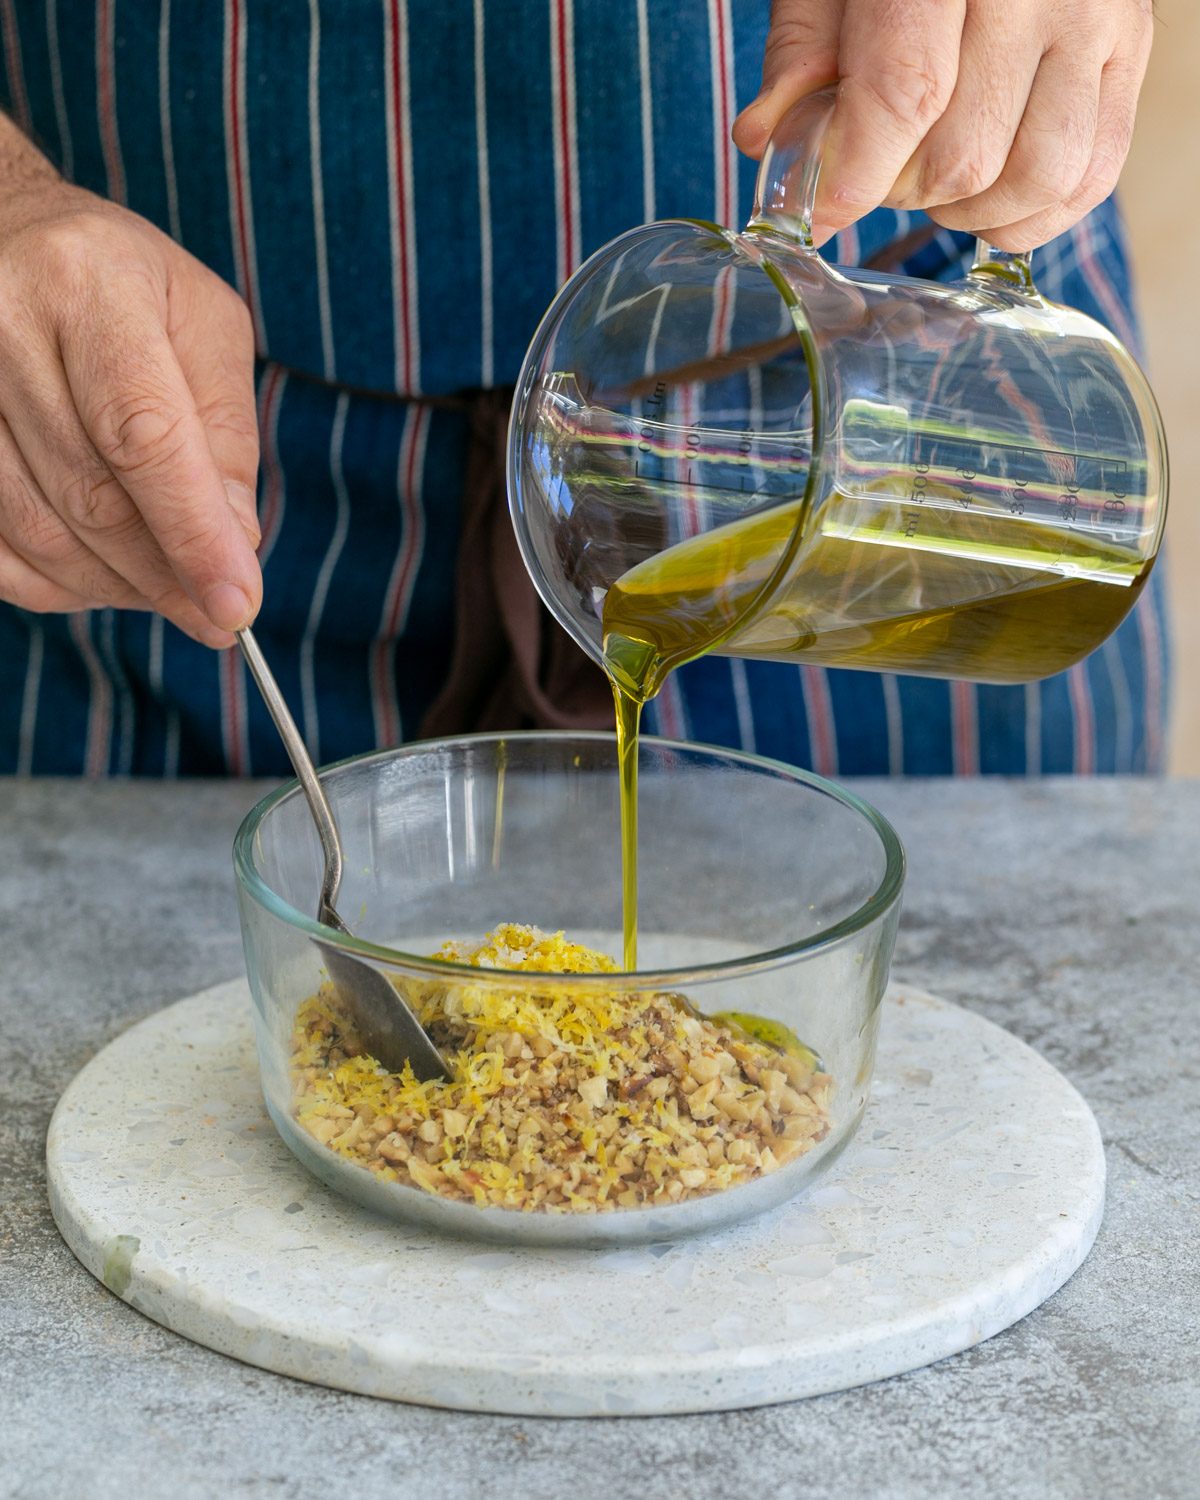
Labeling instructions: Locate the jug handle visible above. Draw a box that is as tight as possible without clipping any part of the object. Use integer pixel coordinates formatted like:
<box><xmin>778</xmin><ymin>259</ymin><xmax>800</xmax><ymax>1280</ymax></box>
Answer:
<box><xmin>749</xmin><ymin>84</ymin><xmax>1039</xmax><ymax>294</ymax></box>
<box><xmin>968</xmin><ymin>242</ymin><xmax>1037</xmax><ymax>293</ymax></box>
<box><xmin>748</xmin><ymin>86</ymin><xmax>836</xmax><ymax>248</ymax></box>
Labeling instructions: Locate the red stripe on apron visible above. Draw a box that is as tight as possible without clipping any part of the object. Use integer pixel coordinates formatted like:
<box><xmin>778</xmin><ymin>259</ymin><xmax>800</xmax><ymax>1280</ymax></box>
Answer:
<box><xmin>709</xmin><ymin>0</ymin><xmax>734</xmax><ymax>224</ymax></box>
<box><xmin>256</xmin><ymin>364</ymin><xmax>287</xmax><ymax>562</ymax></box>
<box><xmin>801</xmin><ymin>664</ymin><xmax>837</xmax><ymax>777</ymax></box>
<box><xmin>1134</xmin><ymin>590</ymin><xmax>1165</xmax><ymax>772</ymax></box>
<box><xmin>220</xmin><ymin>644</ymin><xmax>248</xmax><ymax>775</ymax></box>
<box><xmin>0</xmin><ymin>0</ymin><xmax>30</xmax><ymax>132</ymax></box>
<box><xmin>706</xmin><ymin>0</ymin><xmax>736</xmax><ymax>349</ymax></box>
<box><xmin>1067</xmin><ymin>662</ymin><xmax>1096</xmax><ymax>775</ymax></box>
<box><xmin>371</xmin><ymin>404</ymin><xmax>428</xmax><ymax>747</ymax></box>
<box><xmin>655</xmin><ymin>672</ymin><xmax>688</xmax><ymax>742</ymax></box>
<box><xmin>950</xmin><ymin>679</ymin><xmax>979</xmax><ymax>776</ymax></box>
<box><xmin>551</xmin><ymin>0</ymin><xmax>580</xmax><ymax>285</ymax></box>
<box><xmin>386</xmin><ymin>0</ymin><xmax>416</xmax><ymax>392</ymax></box>
<box><xmin>69</xmin><ymin>612</ymin><xmax>113</xmax><ymax>778</ymax></box>
<box><xmin>96</xmin><ymin>0</ymin><xmax>125</xmax><ymax>203</ymax></box>
<box><xmin>226</xmin><ymin>0</ymin><xmax>260</xmax><ymax>339</ymax></box>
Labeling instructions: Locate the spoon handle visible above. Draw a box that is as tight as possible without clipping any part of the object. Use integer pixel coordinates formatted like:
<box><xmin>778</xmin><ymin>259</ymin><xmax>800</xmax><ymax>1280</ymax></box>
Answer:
<box><xmin>236</xmin><ymin>627</ymin><xmax>345</xmax><ymax>925</ymax></box>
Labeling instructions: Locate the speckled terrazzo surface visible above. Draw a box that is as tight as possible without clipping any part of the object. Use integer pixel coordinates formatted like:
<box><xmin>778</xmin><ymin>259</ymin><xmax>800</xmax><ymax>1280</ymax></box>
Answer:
<box><xmin>46</xmin><ymin>979</ymin><xmax>1104</xmax><ymax>1416</ymax></box>
<box><xmin>2</xmin><ymin>779</ymin><xmax>1198</xmax><ymax>1496</ymax></box>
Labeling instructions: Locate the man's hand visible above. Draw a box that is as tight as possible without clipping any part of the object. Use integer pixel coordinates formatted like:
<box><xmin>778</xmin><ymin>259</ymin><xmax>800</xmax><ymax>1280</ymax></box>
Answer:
<box><xmin>734</xmin><ymin>0</ymin><xmax>1154</xmax><ymax>252</ymax></box>
<box><xmin>0</xmin><ymin>115</ymin><xmax>261</xmax><ymax>647</ymax></box>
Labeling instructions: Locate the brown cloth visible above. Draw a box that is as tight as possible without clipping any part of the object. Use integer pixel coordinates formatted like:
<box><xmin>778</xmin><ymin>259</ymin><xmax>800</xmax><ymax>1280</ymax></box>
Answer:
<box><xmin>419</xmin><ymin>388</ymin><xmax>612</xmax><ymax>737</ymax></box>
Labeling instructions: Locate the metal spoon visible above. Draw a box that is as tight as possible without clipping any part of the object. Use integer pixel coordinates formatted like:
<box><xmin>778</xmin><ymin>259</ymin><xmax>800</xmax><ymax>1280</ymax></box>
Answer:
<box><xmin>236</xmin><ymin>627</ymin><xmax>449</xmax><ymax>1081</ymax></box>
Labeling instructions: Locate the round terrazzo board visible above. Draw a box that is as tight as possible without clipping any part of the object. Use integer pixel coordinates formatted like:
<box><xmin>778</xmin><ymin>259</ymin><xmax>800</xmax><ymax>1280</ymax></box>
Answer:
<box><xmin>47</xmin><ymin>979</ymin><xmax>1105</xmax><ymax>1417</ymax></box>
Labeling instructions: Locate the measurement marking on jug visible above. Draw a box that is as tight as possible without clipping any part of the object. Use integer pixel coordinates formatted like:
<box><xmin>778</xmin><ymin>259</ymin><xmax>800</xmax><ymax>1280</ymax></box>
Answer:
<box><xmin>895</xmin><ymin>433</ymin><xmax>1137</xmax><ymax>530</ymax></box>
<box><xmin>637</xmin><ymin>380</ymin><xmax>666</xmax><ymax>456</ymax></box>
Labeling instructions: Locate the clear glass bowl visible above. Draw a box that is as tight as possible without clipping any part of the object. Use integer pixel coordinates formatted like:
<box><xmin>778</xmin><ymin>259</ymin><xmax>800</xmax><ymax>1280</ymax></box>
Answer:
<box><xmin>233</xmin><ymin>732</ymin><xmax>904</xmax><ymax>1246</ymax></box>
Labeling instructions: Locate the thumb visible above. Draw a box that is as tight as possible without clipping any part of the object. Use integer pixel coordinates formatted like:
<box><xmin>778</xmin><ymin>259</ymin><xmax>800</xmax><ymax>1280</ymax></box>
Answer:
<box><xmin>733</xmin><ymin>0</ymin><xmax>843</xmax><ymax>159</ymax></box>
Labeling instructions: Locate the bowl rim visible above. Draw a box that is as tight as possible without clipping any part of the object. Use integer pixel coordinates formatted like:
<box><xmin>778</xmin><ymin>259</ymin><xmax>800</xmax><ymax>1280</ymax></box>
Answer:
<box><xmin>232</xmin><ymin>730</ymin><xmax>905</xmax><ymax>985</ymax></box>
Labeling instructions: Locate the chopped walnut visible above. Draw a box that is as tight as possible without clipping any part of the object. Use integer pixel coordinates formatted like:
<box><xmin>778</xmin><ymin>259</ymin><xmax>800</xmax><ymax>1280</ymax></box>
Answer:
<box><xmin>290</xmin><ymin>923</ymin><xmax>832</xmax><ymax>1214</ymax></box>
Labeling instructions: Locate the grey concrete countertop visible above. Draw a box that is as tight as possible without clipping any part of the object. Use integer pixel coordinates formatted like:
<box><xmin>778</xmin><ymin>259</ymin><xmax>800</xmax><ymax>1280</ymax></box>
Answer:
<box><xmin>1</xmin><ymin>776</ymin><xmax>1196</xmax><ymax>1500</ymax></box>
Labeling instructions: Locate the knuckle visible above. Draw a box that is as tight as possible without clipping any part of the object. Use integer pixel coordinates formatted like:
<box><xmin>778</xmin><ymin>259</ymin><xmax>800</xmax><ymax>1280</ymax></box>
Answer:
<box><xmin>1073</xmin><ymin>156</ymin><xmax>1120</xmax><ymax>214</ymax></box>
<box><xmin>856</xmin><ymin>51</ymin><xmax>954</xmax><ymax>134</ymax></box>
<box><xmin>14</xmin><ymin>500</ymin><xmax>71</xmax><ymax>561</ymax></box>
<box><xmin>1007</xmin><ymin>130</ymin><xmax>1091</xmax><ymax>207</ymax></box>
<box><xmin>912</xmin><ymin>93</ymin><xmax>1020</xmax><ymax>205</ymax></box>
<box><xmin>57</xmin><ymin>466</ymin><xmax>129</xmax><ymax>532</ymax></box>
<box><xmin>1015</xmin><ymin>108</ymin><xmax>1096</xmax><ymax>204</ymax></box>
<box><xmin>1084</xmin><ymin>143</ymin><xmax>1122</xmax><ymax>199</ymax></box>
<box><xmin>29</xmin><ymin>211</ymin><xmax>118</xmax><ymax>288</ymax></box>
<box><xmin>1093</xmin><ymin>115</ymin><xmax>1136</xmax><ymax>187</ymax></box>
<box><xmin>69</xmin><ymin>565</ymin><xmax>138</xmax><ymax>608</ymax></box>
<box><xmin>93</xmin><ymin>396</ymin><xmax>190</xmax><ymax>477</ymax></box>
<box><xmin>1022</xmin><ymin>156</ymin><xmax>1086</xmax><ymax>206</ymax></box>
<box><xmin>31</xmin><ymin>219</ymin><xmax>93</xmax><ymax>282</ymax></box>
<box><xmin>921</xmin><ymin>150</ymin><xmax>1000</xmax><ymax>205</ymax></box>
<box><xmin>202</xmin><ymin>397</ymin><xmax>260</xmax><ymax>457</ymax></box>
<box><xmin>0</xmin><ymin>466</ymin><xmax>50</xmax><ymax>543</ymax></box>
<box><xmin>0</xmin><ymin>467</ymin><xmax>128</xmax><ymax>580</ymax></box>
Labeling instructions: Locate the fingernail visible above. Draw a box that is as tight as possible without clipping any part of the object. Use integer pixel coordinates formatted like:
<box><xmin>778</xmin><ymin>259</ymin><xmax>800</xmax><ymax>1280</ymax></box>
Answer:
<box><xmin>204</xmin><ymin>582</ymin><xmax>254</xmax><ymax>633</ymax></box>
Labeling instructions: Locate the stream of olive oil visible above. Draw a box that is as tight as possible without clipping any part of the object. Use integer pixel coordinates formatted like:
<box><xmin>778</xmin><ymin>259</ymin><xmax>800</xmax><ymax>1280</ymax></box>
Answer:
<box><xmin>613</xmin><ymin>688</ymin><xmax>642</xmax><ymax>972</ymax></box>
<box><xmin>601</xmin><ymin>486</ymin><xmax>1150</xmax><ymax>971</ymax></box>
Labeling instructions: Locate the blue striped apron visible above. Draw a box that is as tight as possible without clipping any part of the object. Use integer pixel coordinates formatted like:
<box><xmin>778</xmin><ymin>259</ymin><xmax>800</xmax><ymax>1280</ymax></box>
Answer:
<box><xmin>0</xmin><ymin>0</ymin><xmax>1169</xmax><ymax>775</ymax></box>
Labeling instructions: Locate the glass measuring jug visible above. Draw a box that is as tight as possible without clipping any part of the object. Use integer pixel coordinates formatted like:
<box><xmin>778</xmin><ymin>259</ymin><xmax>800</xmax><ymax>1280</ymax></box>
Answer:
<box><xmin>508</xmin><ymin>86</ymin><xmax>1168</xmax><ymax>702</ymax></box>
